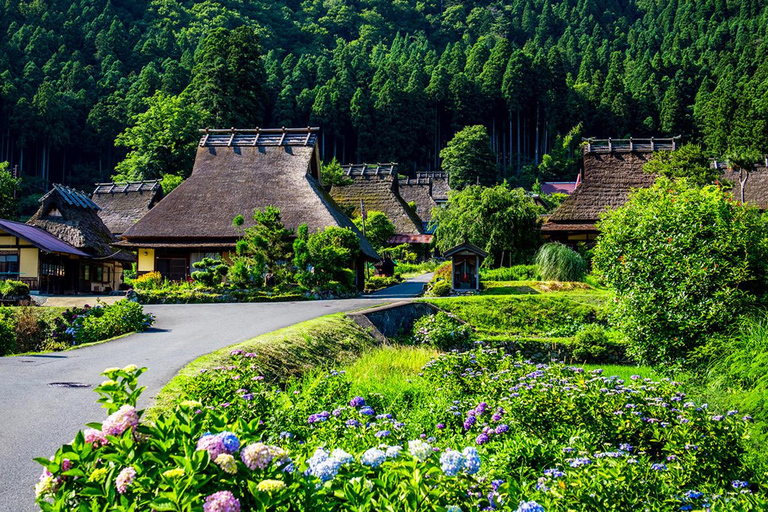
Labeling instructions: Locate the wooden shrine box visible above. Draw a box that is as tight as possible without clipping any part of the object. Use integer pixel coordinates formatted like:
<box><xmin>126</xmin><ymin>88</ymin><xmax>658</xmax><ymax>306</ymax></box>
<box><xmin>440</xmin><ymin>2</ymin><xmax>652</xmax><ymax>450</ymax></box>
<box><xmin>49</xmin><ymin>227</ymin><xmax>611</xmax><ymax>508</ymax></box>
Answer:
<box><xmin>443</xmin><ymin>242</ymin><xmax>488</xmax><ymax>291</ymax></box>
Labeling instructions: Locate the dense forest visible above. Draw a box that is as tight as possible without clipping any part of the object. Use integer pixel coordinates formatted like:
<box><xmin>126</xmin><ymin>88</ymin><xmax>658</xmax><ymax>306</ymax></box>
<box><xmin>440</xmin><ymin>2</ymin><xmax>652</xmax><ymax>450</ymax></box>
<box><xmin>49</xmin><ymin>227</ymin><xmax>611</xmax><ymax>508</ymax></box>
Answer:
<box><xmin>1</xmin><ymin>0</ymin><xmax>767</xmax><ymax>209</ymax></box>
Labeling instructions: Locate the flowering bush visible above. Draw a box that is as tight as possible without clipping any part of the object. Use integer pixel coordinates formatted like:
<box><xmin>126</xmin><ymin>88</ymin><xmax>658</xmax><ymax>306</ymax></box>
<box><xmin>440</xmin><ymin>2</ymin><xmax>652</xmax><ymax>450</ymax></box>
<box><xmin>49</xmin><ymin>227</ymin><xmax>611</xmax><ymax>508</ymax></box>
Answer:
<box><xmin>50</xmin><ymin>300</ymin><xmax>154</xmax><ymax>347</ymax></box>
<box><xmin>37</xmin><ymin>348</ymin><xmax>768</xmax><ymax>510</ymax></box>
<box><xmin>412</xmin><ymin>312</ymin><xmax>474</xmax><ymax>350</ymax></box>
<box><xmin>35</xmin><ymin>366</ymin><xmax>488</xmax><ymax>511</ymax></box>
<box><xmin>130</xmin><ymin>270</ymin><xmax>164</xmax><ymax>290</ymax></box>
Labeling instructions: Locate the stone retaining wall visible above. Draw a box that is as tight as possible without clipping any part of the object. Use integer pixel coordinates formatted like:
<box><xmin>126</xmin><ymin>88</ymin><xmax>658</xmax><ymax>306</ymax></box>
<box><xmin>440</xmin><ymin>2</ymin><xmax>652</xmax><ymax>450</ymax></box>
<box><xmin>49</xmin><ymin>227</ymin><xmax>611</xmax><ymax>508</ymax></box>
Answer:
<box><xmin>346</xmin><ymin>301</ymin><xmax>439</xmax><ymax>342</ymax></box>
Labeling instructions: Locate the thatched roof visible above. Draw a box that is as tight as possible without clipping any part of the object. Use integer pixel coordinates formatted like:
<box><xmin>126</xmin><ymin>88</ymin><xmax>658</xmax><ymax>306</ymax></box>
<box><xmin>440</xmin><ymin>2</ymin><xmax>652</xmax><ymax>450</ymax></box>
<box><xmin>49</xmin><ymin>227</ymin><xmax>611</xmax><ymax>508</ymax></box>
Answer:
<box><xmin>331</xmin><ymin>164</ymin><xmax>423</xmax><ymax>236</ymax></box>
<box><xmin>92</xmin><ymin>180</ymin><xmax>163</xmax><ymax>236</ymax></box>
<box><xmin>122</xmin><ymin>128</ymin><xmax>378</xmax><ymax>260</ymax></box>
<box><xmin>543</xmin><ymin>138</ymin><xmax>768</xmax><ymax>234</ymax></box>
<box><xmin>716</xmin><ymin>161</ymin><xmax>768</xmax><ymax>208</ymax></box>
<box><xmin>27</xmin><ymin>184</ymin><xmax>134</xmax><ymax>262</ymax></box>
<box><xmin>398</xmin><ymin>177</ymin><xmax>438</xmax><ymax>221</ymax></box>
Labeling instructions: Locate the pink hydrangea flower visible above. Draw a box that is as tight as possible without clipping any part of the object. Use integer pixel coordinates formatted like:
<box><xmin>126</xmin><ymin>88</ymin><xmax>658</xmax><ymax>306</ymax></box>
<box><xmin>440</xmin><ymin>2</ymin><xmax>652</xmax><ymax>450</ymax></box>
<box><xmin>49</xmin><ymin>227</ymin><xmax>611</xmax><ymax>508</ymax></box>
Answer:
<box><xmin>197</xmin><ymin>434</ymin><xmax>227</xmax><ymax>461</ymax></box>
<box><xmin>102</xmin><ymin>405</ymin><xmax>139</xmax><ymax>437</ymax></box>
<box><xmin>241</xmin><ymin>443</ymin><xmax>272</xmax><ymax>470</ymax></box>
<box><xmin>203</xmin><ymin>490</ymin><xmax>241</xmax><ymax>512</ymax></box>
<box><xmin>116</xmin><ymin>467</ymin><xmax>136</xmax><ymax>494</ymax></box>
<box><xmin>84</xmin><ymin>428</ymin><xmax>108</xmax><ymax>447</ymax></box>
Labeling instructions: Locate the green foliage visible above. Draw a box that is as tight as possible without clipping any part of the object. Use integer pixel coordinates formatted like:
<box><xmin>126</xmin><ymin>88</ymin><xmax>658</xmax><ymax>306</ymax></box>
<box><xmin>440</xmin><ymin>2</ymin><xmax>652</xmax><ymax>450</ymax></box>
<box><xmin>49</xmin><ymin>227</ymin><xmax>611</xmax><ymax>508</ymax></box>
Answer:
<box><xmin>131</xmin><ymin>271</ymin><xmax>165</xmax><ymax>290</ymax></box>
<box><xmin>571</xmin><ymin>324</ymin><xmax>611</xmax><ymax>363</ymax></box>
<box><xmin>233</xmin><ymin>206</ymin><xmax>293</xmax><ymax>285</ymax></box>
<box><xmin>0</xmin><ymin>280</ymin><xmax>30</xmax><ymax>298</ymax></box>
<box><xmin>160</xmin><ymin>174</ymin><xmax>184</xmax><ymax>195</ymax></box>
<box><xmin>353</xmin><ymin>211</ymin><xmax>395</xmax><ymax>251</ymax></box>
<box><xmin>191</xmin><ymin>258</ymin><xmax>228</xmax><ymax>287</ymax></box>
<box><xmin>704</xmin><ymin>317</ymin><xmax>768</xmax><ymax>475</ymax></box>
<box><xmin>364</xmin><ymin>275</ymin><xmax>402</xmax><ymax>293</ymax></box>
<box><xmin>378</xmin><ymin>244</ymin><xmax>419</xmax><ymax>264</ymax></box>
<box><xmin>537</xmin><ymin>125</ymin><xmax>582</xmax><ymax>181</ymax></box>
<box><xmin>481</xmin><ymin>265</ymin><xmax>539</xmax><ymax>281</ymax></box>
<box><xmin>434</xmin><ymin>185</ymin><xmax>542</xmax><ymax>267</ymax></box>
<box><xmin>593</xmin><ymin>178</ymin><xmax>768</xmax><ymax>367</ymax></box>
<box><xmin>534</xmin><ymin>243</ymin><xmax>587</xmax><ymax>282</ymax></box>
<box><xmin>113</xmin><ymin>93</ymin><xmax>207</xmax><ymax>182</ymax></box>
<box><xmin>412</xmin><ymin>312</ymin><xmax>473</xmax><ymax>349</ymax></box>
<box><xmin>0</xmin><ymin>301</ymin><xmax>154</xmax><ymax>355</ymax></box>
<box><xmin>429</xmin><ymin>295</ymin><xmax>604</xmax><ymax>338</ymax></box>
<box><xmin>0</xmin><ymin>162</ymin><xmax>21</xmax><ymax>219</ymax></box>
<box><xmin>643</xmin><ymin>144</ymin><xmax>717</xmax><ymax>186</ymax></box>
<box><xmin>306</xmin><ymin>227</ymin><xmax>360</xmax><ymax>289</ymax></box>
<box><xmin>0</xmin><ymin>307</ymin><xmax>15</xmax><ymax>355</ymax></box>
<box><xmin>440</xmin><ymin>125</ymin><xmax>497</xmax><ymax>189</ymax></box>
<box><xmin>320</xmin><ymin>158</ymin><xmax>351</xmax><ymax>186</ymax></box>
<box><xmin>427</xmin><ymin>280</ymin><xmax>451</xmax><ymax>297</ymax></box>
<box><xmin>38</xmin><ymin>349</ymin><xmax>767</xmax><ymax>511</ymax></box>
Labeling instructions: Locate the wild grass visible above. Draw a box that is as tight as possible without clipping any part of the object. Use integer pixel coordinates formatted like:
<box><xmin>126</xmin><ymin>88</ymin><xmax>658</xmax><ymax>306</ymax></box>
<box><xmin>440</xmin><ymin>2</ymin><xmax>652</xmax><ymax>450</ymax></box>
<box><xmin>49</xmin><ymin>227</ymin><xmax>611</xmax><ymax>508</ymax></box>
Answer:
<box><xmin>534</xmin><ymin>243</ymin><xmax>587</xmax><ymax>282</ymax></box>
<box><xmin>581</xmin><ymin>364</ymin><xmax>657</xmax><ymax>381</ymax></box>
<box><xmin>480</xmin><ymin>280</ymin><xmax>602</xmax><ymax>296</ymax></box>
<box><xmin>345</xmin><ymin>345</ymin><xmax>439</xmax><ymax>399</ymax></box>
<box><xmin>426</xmin><ymin>295</ymin><xmax>607</xmax><ymax>336</ymax></box>
<box><xmin>149</xmin><ymin>314</ymin><xmax>379</xmax><ymax>419</ymax></box>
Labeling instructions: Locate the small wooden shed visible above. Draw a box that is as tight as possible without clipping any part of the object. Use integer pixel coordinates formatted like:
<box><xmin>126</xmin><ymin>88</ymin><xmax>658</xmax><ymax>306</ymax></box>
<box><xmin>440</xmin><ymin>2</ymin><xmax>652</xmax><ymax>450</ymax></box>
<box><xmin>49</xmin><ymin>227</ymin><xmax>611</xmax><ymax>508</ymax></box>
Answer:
<box><xmin>443</xmin><ymin>242</ymin><xmax>488</xmax><ymax>291</ymax></box>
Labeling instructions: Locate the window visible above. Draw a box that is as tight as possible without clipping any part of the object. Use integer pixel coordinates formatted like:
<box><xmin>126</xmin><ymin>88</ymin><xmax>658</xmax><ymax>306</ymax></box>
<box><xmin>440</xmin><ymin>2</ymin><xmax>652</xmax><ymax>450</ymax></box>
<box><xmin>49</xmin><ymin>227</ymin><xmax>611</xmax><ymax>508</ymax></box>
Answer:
<box><xmin>82</xmin><ymin>265</ymin><xmax>90</xmax><ymax>281</ymax></box>
<box><xmin>95</xmin><ymin>266</ymin><xmax>103</xmax><ymax>282</ymax></box>
<box><xmin>41</xmin><ymin>262</ymin><xmax>65</xmax><ymax>277</ymax></box>
<box><xmin>0</xmin><ymin>253</ymin><xmax>19</xmax><ymax>276</ymax></box>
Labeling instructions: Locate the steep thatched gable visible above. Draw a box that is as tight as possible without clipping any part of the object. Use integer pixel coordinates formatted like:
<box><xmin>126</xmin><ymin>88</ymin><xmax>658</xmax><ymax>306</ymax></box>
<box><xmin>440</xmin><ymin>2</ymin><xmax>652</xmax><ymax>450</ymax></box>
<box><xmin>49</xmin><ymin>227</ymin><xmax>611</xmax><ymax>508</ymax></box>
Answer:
<box><xmin>121</xmin><ymin>128</ymin><xmax>378</xmax><ymax>260</ymax></box>
<box><xmin>92</xmin><ymin>180</ymin><xmax>163</xmax><ymax>236</ymax></box>
<box><xmin>330</xmin><ymin>164</ymin><xmax>424</xmax><ymax>236</ymax></box>
<box><xmin>543</xmin><ymin>138</ymin><xmax>768</xmax><ymax>237</ymax></box>
<box><xmin>27</xmin><ymin>184</ymin><xmax>134</xmax><ymax>261</ymax></box>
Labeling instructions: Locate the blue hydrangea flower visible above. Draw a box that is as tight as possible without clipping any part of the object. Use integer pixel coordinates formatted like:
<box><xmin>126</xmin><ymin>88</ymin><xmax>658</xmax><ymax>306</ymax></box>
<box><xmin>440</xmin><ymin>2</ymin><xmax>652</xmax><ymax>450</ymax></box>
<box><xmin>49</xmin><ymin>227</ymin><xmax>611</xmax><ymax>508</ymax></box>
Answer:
<box><xmin>330</xmin><ymin>449</ymin><xmax>354</xmax><ymax>465</ymax></box>
<box><xmin>311</xmin><ymin>459</ymin><xmax>341</xmax><ymax>482</ymax></box>
<box><xmin>462</xmin><ymin>447</ymin><xmax>481</xmax><ymax>475</ymax></box>
<box><xmin>350</xmin><ymin>396</ymin><xmax>366</xmax><ymax>408</ymax></box>
<box><xmin>732</xmin><ymin>480</ymin><xmax>749</xmax><ymax>489</ymax></box>
<box><xmin>360</xmin><ymin>448</ymin><xmax>387</xmax><ymax>468</ymax></box>
<box><xmin>651</xmin><ymin>463</ymin><xmax>667</xmax><ymax>471</ymax></box>
<box><xmin>543</xmin><ymin>468</ymin><xmax>565</xmax><ymax>478</ymax></box>
<box><xmin>375</xmin><ymin>430</ymin><xmax>391</xmax><ymax>438</ymax></box>
<box><xmin>440</xmin><ymin>450</ymin><xmax>465</xmax><ymax>476</ymax></box>
<box><xmin>516</xmin><ymin>500</ymin><xmax>545</xmax><ymax>512</ymax></box>
<box><xmin>217</xmin><ymin>432</ymin><xmax>240</xmax><ymax>453</ymax></box>
<box><xmin>307</xmin><ymin>448</ymin><xmax>329</xmax><ymax>469</ymax></box>
<box><xmin>360</xmin><ymin>406</ymin><xmax>375</xmax><ymax>416</ymax></box>
<box><xmin>569</xmin><ymin>458</ymin><xmax>591</xmax><ymax>468</ymax></box>
<box><xmin>385</xmin><ymin>446</ymin><xmax>401</xmax><ymax>459</ymax></box>
<box><xmin>446</xmin><ymin>506</ymin><xmax>462</xmax><ymax>512</ymax></box>
<box><xmin>345</xmin><ymin>419</ymin><xmax>360</xmax><ymax>428</ymax></box>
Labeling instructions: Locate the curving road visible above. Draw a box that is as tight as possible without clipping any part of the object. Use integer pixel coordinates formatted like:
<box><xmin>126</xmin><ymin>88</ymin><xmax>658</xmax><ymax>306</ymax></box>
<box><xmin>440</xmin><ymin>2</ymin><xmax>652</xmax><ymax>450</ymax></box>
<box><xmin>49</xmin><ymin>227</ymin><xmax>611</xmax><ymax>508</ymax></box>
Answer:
<box><xmin>0</xmin><ymin>274</ymin><xmax>431</xmax><ymax>511</ymax></box>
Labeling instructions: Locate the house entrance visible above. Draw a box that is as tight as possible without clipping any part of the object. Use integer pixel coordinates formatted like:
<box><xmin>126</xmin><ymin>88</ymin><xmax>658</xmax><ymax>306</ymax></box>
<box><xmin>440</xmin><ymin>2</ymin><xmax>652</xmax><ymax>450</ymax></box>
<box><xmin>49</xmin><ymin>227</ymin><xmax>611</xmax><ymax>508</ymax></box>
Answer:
<box><xmin>156</xmin><ymin>258</ymin><xmax>188</xmax><ymax>281</ymax></box>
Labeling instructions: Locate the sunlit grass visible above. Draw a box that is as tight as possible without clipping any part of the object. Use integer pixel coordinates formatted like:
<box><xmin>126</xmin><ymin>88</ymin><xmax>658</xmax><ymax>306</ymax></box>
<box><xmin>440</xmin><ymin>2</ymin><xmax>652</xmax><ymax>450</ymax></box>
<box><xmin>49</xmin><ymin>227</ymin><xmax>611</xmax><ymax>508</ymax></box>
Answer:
<box><xmin>582</xmin><ymin>364</ymin><xmax>657</xmax><ymax>381</ymax></box>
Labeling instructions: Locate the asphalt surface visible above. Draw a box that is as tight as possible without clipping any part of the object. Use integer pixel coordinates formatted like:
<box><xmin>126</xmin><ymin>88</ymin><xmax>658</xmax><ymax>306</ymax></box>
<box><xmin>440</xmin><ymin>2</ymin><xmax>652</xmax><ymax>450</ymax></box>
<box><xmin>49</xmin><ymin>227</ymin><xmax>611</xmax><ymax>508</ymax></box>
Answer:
<box><xmin>0</xmin><ymin>274</ymin><xmax>431</xmax><ymax>511</ymax></box>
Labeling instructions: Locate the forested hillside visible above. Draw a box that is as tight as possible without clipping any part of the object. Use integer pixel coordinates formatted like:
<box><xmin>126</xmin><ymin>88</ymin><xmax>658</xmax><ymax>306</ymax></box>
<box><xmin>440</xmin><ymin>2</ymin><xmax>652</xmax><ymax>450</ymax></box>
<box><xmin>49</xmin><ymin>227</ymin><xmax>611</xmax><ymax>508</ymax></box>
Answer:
<box><xmin>1</xmin><ymin>0</ymin><xmax>767</xmax><ymax>206</ymax></box>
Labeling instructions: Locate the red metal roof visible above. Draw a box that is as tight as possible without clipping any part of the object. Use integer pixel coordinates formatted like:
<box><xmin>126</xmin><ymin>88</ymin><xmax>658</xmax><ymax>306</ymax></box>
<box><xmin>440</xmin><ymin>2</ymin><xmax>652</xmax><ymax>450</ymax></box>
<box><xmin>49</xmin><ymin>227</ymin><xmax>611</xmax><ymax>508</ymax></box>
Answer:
<box><xmin>387</xmin><ymin>234</ymin><xmax>433</xmax><ymax>245</ymax></box>
<box><xmin>0</xmin><ymin>219</ymin><xmax>89</xmax><ymax>257</ymax></box>
<box><xmin>541</xmin><ymin>182</ymin><xmax>578</xmax><ymax>195</ymax></box>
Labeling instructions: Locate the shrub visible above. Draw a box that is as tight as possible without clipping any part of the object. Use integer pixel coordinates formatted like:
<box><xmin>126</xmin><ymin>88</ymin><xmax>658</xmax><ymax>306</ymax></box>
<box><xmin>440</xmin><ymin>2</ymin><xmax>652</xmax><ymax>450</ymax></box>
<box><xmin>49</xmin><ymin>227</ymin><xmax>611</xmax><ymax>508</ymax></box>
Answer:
<box><xmin>0</xmin><ymin>280</ymin><xmax>30</xmax><ymax>298</ymax></box>
<box><xmin>307</xmin><ymin>227</ymin><xmax>360</xmax><ymax>289</ymax></box>
<box><xmin>412</xmin><ymin>312</ymin><xmax>473</xmax><ymax>349</ymax></box>
<box><xmin>13</xmin><ymin>306</ymin><xmax>45</xmax><ymax>353</ymax></box>
<box><xmin>364</xmin><ymin>275</ymin><xmax>402</xmax><ymax>293</ymax></box>
<box><xmin>77</xmin><ymin>301</ymin><xmax>155</xmax><ymax>345</ymax></box>
<box><xmin>379</xmin><ymin>244</ymin><xmax>419</xmax><ymax>264</ymax></box>
<box><xmin>132</xmin><ymin>271</ymin><xmax>164</xmax><ymax>290</ymax></box>
<box><xmin>592</xmin><ymin>178</ymin><xmax>768</xmax><ymax>366</ymax></box>
<box><xmin>570</xmin><ymin>324</ymin><xmax>610</xmax><ymax>363</ymax></box>
<box><xmin>433</xmin><ymin>262</ymin><xmax>452</xmax><ymax>282</ymax></box>
<box><xmin>534</xmin><ymin>243</ymin><xmax>586</xmax><ymax>282</ymax></box>
<box><xmin>191</xmin><ymin>257</ymin><xmax>228</xmax><ymax>287</ymax></box>
<box><xmin>481</xmin><ymin>265</ymin><xmax>539</xmax><ymax>281</ymax></box>
<box><xmin>0</xmin><ymin>308</ymin><xmax>15</xmax><ymax>355</ymax></box>
<box><xmin>428</xmin><ymin>280</ymin><xmax>451</xmax><ymax>297</ymax></box>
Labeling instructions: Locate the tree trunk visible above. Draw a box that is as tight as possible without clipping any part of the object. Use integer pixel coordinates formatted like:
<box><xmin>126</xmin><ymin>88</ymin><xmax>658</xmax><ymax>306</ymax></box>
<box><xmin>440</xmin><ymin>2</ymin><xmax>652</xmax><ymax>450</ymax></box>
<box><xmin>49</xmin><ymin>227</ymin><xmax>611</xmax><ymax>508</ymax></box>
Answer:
<box><xmin>535</xmin><ymin>103</ymin><xmax>540</xmax><ymax>165</ymax></box>
<box><xmin>516</xmin><ymin>110</ymin><xmax>521</xmax><ymax>175</ymax></box>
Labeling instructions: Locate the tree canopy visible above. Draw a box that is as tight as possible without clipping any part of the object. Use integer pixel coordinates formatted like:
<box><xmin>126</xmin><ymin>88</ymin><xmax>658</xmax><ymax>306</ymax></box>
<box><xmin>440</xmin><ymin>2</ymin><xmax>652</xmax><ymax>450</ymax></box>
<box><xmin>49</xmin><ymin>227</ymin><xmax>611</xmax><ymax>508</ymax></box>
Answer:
<box><xmin>593</xmin><ymin>178</ymin><xmax>768</xmax><ymax>367</ymax></box>
<box><xmin>440</xmin><ymin>125</ymin><xmax>498</xmax><ymax>189</ymax></box>
<box><xmin>433</xmin><ymin>184</ymin><xmax>541</xmax><ymax>267</ymax></box>
<box><xmin>0</xmin><ymin>0</ymin><xmax>767</xmax><ymax>211</ymax></box>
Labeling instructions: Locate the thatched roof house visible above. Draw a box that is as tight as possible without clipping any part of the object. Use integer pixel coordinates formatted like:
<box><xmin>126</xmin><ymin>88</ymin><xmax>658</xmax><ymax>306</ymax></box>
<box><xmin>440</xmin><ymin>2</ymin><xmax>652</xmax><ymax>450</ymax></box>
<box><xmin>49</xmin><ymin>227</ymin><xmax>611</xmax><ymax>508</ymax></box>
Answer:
<box><xmin>330</xmin><ymin>164</ymin><xmax>424</xmax><ymax>237</ymax></box>
<box><xmin>28</xmin><ymin>184</ymin><xmax>134</xmax><ymax>262</ymax></box>
<box><xmin>398</xmin><ymin>171</ymin><xmax>450</xmax><ymax>223</ymax></box>
<box><xmin>92</xmin><ymin>180</ymin><xmax>163</xmax><ymax>237</ymax></box>
<box><xmin>120</xmin><ymin>127</ymin><xmax>378</xmax><ymax>286</ymax></box>
<box><xmin>23</xmin><ymin>184</ymin><xmax>134</xmax><ymax>293</ymax></box>
<box><xmin>542</xmin><ymin>137</ymin><xmax>768</xmax><ymax>245</ymax></box>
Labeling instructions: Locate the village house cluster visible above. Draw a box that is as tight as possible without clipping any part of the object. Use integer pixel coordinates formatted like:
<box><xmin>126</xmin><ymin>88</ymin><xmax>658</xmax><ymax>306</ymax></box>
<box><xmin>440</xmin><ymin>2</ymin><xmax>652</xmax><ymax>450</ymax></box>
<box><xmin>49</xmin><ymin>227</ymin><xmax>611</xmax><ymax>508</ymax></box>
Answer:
<box><xmin>2</xmin><ymin>129</ymin><xmax>766</xmax><ymax>295</ymax></box>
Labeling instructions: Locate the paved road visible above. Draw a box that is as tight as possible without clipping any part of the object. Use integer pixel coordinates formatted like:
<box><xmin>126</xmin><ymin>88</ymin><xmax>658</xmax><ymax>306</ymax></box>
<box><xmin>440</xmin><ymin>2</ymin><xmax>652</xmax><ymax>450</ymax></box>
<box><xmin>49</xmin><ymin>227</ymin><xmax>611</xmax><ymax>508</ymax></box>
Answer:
<box><xmin>0</xmin><ymin>274</ymin><xmax>431</xmax><ymax>511</ymax></box>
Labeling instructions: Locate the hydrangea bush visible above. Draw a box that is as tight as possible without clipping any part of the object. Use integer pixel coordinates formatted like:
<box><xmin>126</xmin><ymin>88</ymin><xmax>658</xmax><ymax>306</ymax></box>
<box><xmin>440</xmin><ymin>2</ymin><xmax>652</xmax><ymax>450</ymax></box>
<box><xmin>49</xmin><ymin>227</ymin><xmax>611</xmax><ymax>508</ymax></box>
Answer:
<box><xmin>36</xmin><ymin>350</ymin><xmax>767</xmax><ymax>510</ymax></box>
<box><xmin>412</xmin><ymin>312</ymin><xmax>474</xmax><ymax>350</ymax></box>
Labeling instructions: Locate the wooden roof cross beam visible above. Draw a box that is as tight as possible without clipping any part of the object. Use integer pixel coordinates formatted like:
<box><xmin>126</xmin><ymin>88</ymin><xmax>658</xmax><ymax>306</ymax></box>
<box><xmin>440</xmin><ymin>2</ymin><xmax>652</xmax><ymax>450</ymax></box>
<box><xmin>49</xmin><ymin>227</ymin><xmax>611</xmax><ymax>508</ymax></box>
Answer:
<box><xmin>278</xmin><ymin>126</ymin><xmax>287</xmax><ymax>146</ymax></box>
<box><xmin>227</xmin><ymin>127</ymin><xmax>236</xmax><ymax>147</ymax></box>
<box><xmin>200</xmin><ymin>128</ymin><xmax>210</xmax><ymax>147</ymax></box>
<box><xmin>252</xmin><ymin>127</ymin><xmax>260</xmax><ymax>146</ymax></box>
